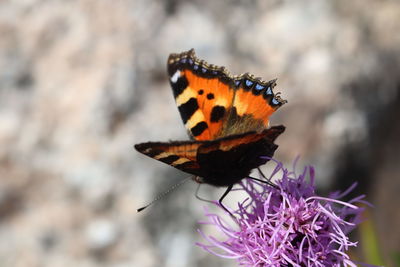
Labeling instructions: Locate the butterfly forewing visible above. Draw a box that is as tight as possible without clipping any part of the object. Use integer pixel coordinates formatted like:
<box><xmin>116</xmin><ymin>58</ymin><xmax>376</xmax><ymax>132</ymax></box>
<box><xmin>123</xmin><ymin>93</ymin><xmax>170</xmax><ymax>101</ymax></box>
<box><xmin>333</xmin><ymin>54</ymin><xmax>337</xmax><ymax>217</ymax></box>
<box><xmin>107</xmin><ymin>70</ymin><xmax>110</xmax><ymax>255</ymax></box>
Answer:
<box><xmin>168</xmin><ymin>49</ymin><xmax>287</xmax><ymax>141</ymax></box>
<box><xmin>168</xmin><ymin>51</ymin><xmax>234</xmax><ymax>140</ymax></box>
<box><xmin>134</xmin><ymin>141</ymin><xmax>201</xmax><ymax>176</ymax></box>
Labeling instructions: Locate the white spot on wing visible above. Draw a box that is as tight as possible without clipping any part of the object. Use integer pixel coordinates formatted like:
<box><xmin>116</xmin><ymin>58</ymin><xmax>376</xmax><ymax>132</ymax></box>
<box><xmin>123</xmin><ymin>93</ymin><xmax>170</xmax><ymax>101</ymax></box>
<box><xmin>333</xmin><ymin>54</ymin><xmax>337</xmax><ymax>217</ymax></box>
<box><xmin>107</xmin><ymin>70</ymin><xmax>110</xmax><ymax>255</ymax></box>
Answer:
<box><xmin>170</xmin><ymin>70</ymin><xmax>181</xmax><ymax>83</ymax></box>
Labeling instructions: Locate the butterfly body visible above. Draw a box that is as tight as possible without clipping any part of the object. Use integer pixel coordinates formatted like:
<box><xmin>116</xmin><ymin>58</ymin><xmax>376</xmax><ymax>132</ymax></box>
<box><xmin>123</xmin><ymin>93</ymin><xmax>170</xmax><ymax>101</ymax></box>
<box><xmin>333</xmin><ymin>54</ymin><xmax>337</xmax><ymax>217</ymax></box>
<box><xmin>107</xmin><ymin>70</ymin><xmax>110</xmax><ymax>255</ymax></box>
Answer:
<box><xmin>135</xmin><ymin>49</ymin><xmax>286</xmax><ymax>190</ymax></box>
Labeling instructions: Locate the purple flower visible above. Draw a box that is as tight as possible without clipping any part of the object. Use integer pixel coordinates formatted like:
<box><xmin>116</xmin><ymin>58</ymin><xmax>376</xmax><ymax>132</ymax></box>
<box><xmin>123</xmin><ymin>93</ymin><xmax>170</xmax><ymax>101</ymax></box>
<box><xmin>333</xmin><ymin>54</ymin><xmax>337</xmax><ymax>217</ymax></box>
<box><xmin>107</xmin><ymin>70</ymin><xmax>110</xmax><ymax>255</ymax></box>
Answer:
<box><xmin>197</xmin><ymin>159</ymin><xmax>369</xmax><ymax>267</ymax></box>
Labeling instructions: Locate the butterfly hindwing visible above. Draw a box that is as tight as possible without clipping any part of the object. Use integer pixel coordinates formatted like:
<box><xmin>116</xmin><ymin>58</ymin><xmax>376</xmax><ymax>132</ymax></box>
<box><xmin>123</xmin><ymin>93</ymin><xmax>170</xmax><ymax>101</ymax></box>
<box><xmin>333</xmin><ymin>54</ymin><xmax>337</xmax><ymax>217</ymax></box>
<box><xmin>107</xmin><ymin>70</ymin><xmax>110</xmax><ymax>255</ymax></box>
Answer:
<box><xmin>168</xmin><ymin>49</ymin><xmax>287</xmax><ymax>140</ymax></box>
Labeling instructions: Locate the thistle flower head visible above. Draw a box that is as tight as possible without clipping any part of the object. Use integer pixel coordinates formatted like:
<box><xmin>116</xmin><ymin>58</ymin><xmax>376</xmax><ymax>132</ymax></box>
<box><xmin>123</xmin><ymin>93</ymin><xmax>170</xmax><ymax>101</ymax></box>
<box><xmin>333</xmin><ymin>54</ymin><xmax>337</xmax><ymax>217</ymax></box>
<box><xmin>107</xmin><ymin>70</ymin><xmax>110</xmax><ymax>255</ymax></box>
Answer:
<box><xmin>197</xmin><ymin>159</ymin><xmax>368</xmax><ymax>267</ymax></box>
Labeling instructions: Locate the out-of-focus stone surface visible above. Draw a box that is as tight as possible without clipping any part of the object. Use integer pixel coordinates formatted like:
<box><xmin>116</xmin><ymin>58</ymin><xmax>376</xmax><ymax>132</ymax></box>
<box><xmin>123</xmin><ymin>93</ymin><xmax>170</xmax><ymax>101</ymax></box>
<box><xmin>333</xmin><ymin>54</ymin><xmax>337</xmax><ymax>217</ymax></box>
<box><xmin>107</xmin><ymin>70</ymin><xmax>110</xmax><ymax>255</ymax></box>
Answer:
<box><xmin>0</xmin><ymin>0</ymin><xmax>399</xmax><ymax>266</ymax></box>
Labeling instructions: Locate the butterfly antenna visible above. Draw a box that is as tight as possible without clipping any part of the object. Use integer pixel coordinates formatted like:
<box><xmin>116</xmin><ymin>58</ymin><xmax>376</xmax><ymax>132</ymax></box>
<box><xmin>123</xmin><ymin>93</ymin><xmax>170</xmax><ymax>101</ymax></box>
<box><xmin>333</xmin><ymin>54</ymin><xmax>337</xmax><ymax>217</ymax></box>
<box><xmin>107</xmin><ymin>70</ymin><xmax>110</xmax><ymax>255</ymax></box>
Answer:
<box><xmin>137</xmin><ymin>176</ymin><xmax>192</xmax><ymax>212</ymax></box>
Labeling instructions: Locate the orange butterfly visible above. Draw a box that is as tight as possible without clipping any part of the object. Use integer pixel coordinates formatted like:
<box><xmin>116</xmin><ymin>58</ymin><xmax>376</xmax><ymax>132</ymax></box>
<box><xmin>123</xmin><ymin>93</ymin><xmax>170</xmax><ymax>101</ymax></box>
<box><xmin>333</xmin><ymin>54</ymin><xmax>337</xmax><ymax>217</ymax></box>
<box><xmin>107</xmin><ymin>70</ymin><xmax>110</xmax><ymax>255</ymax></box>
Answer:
<box><xmin>135</xmin><ymin>49</ymin><xmax>286</xmax><ymax>210</ymax></box>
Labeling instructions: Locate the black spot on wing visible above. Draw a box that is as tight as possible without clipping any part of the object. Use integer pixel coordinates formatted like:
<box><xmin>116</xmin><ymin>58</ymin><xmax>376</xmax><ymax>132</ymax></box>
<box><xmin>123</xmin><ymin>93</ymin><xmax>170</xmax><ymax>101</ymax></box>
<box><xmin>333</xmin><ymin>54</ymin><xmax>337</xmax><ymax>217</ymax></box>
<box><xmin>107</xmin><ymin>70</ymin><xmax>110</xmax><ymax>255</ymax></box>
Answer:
<box><xmin>191</xmin><ymin>121</ymin><xmax>208</xmax><ymax>137</ymax></box>
<box><xmin>210</xmin><ymin>106</ymin><xmax>226</xmax><ymax>122</ymax></box>
<box><xmin>178</xmin><ymin>98</ymin><xmax>198</xmax><ymax>124</ymax></box>
<box><xmin>171</xmin><ymin>76</ymin><xmax>189</xmax><ymax>98</ymax></box>
<box><xmin>206</xmin><ymin>93</ymin><xmax>214</xmax><ymax>100</ymax></box>
<box><xmin>159</xmin><ymin>155</ymin><xmax>180</xmax><ymax>165</ymax></box>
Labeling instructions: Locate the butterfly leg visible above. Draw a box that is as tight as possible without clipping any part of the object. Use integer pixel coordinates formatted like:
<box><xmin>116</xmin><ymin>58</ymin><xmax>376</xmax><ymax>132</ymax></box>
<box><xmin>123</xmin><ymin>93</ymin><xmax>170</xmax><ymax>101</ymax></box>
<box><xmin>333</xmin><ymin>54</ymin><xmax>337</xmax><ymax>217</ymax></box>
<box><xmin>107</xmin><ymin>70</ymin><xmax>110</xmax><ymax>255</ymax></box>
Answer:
<box><xmin>258</xmin><ymin>167</ymin><xmax>278</xmax><ymax>187</ymax></box>
<box><xmin>195</xmin><ymin>183</ymin><xmax>214</xmax><ymax>204</ymax></box>
<box><xmin>257</xmin><ymin>167</ymin><xmax>268</xmax><ymax>180</ymax></box>
<box><xmin>249</xmin><ymin>171</ymin><xmax>278</xmax><ymax>189</ymax></box>
<box><xmin>218</xmin><ymin>184</ymin><xmax>234</xmax><ymax>216</ymax></box>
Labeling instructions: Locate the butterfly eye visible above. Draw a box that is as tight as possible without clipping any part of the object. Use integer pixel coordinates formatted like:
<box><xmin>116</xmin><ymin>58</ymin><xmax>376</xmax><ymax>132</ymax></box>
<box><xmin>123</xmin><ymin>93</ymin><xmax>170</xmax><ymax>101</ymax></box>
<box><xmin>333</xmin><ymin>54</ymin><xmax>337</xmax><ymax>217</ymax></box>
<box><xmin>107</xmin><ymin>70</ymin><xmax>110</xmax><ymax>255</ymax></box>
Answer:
<box><xmin>254</xmin><ymin>84</ymin><xmax>265</xmax><ymax>91</ymax></box>
<box><xmin>265</xmin><ymin>87</ymin><xmax>273</xmax><ymax>96</ymax></box>
<box><xmin>245</xmin><ymin>79</ymin><xmax>254</xmax><ymax>87</ymax></box>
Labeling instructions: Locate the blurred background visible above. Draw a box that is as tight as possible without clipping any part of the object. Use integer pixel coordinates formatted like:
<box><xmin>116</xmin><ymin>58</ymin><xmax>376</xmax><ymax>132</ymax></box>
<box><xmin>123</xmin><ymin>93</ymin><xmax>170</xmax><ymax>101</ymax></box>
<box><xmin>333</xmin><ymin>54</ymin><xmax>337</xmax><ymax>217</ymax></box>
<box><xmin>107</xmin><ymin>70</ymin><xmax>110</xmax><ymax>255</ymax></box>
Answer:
<box><xmin>0</xmin><ymin>0</ymin><xmax>399</xmax><ymax>266</ymax></box>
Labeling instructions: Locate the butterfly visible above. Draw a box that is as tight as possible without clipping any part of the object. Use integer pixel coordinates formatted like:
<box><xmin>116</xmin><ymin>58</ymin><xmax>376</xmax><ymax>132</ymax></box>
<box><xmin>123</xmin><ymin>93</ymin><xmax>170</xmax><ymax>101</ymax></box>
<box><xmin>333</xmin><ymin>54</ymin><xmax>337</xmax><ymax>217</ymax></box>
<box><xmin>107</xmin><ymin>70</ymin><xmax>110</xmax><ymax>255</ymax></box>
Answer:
<box><xmin>135</xmin><ymin>49</ymin><xmax>286</xmax><ymax>210</ymax></box>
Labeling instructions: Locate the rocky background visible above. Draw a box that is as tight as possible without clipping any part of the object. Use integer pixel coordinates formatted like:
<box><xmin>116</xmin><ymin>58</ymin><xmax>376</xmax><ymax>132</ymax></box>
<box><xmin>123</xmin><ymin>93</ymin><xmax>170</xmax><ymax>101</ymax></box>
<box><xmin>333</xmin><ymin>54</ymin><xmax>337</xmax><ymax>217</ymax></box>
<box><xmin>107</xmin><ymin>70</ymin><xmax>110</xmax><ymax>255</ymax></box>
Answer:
<box><xmin>0</xmin><ymin>0</ymin><xmax>399</xmax><ymax>266</ymax></box>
